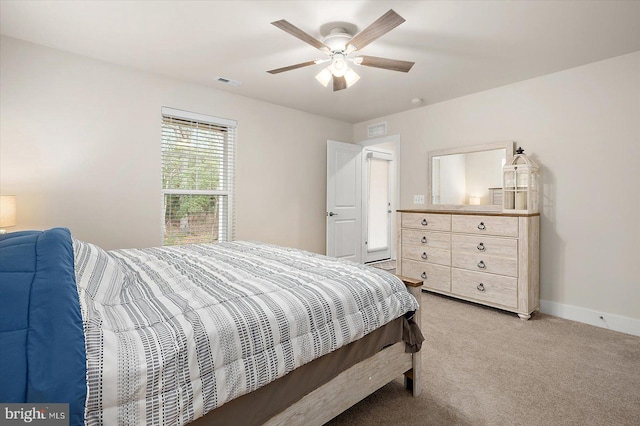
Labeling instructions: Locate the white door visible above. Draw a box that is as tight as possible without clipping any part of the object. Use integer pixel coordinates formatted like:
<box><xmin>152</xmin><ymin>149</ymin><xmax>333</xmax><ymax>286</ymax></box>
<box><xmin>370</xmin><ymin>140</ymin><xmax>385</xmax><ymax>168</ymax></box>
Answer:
<box><xmin>363</xmin><ymin>149</ymin><xmax>393</xmax><ymax>263</ymax></box>
<box><xmin>326</xmin><ymin>140</ymin><xmax>362</xmax><ymax>262</ymax></box>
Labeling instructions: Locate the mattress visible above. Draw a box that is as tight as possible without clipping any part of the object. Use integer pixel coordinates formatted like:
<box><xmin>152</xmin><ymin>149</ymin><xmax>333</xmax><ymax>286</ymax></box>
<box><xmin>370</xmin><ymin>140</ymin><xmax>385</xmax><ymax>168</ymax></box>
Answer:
<box><xmin>73</xmin><ymin>239</ymin><xmax>419</xmax><ymax>425</ymax></box>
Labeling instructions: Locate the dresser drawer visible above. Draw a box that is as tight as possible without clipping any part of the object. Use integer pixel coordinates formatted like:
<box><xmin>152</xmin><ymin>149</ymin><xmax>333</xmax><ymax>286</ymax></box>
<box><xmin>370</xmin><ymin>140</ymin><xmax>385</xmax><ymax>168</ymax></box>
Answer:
<box><xmin>402</xmin><ymin>245</ymin><xmax>451</xmax><ymax>266</ymax></box>
<box><xmin>402</xmin><ymin>229</ymin><xmax>451</xmax><ymax>249</ymax></box>
<box><xmin>452</xmin><ymin>268</ymin><xmax>517</xmax><ymax>309</ymax></box>
<box><xmin>451</xmin><ymin>234</ymin><xmax>517</xmax><ymax>258</ymax></box>
<box><xmin>451</xmin><ymin>215</ymin><xmax>518</xmax><ymax>237</ymax></box>
<box><xmin>401</xmin><ymin>260</ymin><xmax>450</xmax><ymax>293</ymax></box>
<box><xmin>402</xmin><ymin>213</ymin><xmax>451</xmax><ymax>231</ymax></box>
<box><xmin>451</xmin><ymin>252</ymin><xmax>518</xmax><ymax>277</ymax></box>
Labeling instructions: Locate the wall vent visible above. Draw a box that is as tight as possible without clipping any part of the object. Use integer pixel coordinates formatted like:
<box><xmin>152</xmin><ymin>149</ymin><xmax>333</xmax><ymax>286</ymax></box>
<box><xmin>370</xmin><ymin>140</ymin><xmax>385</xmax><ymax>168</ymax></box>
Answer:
<box><xmin>367</xmin><ymin>122</ymin><xmax>387</xmax><ymax>138</ymax></box>
<box><xmin>215</xmin><ymin>77</ymin><xmax>242</xmax><ymax>87</ymax></box>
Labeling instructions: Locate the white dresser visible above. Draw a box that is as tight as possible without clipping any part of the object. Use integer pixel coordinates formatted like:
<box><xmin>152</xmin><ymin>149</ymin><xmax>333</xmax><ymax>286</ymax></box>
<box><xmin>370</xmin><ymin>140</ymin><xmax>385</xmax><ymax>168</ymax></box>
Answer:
<box><xmin>397</xmin><ymin>210</ymin><xmax>540</xmax><ymax>320</ymax></box>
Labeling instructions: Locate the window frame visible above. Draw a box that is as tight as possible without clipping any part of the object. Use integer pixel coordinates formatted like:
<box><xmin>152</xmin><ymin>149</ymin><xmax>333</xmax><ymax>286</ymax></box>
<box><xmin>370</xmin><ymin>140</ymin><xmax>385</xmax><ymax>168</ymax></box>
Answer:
<box><xmin>161</xmin><ymin>107</ymin><xmax>237</xmax><ymax>245</ymax></box>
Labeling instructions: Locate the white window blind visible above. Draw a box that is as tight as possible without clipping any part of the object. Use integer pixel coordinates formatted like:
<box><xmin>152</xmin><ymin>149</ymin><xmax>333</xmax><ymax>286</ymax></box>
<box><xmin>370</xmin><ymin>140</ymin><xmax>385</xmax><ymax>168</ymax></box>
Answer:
<box><xmin>161</xmin><ymin>107</ymin><xmax>236</xmax><ymax>245</ymax></box>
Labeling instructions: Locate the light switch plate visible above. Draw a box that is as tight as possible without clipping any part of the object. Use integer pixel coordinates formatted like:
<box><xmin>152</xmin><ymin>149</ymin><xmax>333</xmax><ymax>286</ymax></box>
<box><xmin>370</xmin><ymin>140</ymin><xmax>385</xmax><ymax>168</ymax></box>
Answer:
<box><xmin>413</xmin><ymin>195</ymin><xmax>425</xmax><ymax>204</ymax></box>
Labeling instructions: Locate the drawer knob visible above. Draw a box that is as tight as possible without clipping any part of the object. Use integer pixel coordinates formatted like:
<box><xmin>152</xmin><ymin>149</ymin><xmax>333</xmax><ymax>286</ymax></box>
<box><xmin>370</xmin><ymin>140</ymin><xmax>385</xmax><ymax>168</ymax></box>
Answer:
<box><xmin>421</xmin><ymin>219</ymin><xmax>428</xmax><ymax>226</ymax></box>
<box><xmin>421</xmin><ymin>272</ymin><xmax>427</xmax><ymax>279</ymax></box>
<box><xmin>477</xmin><ymin>222</ymin><xmax>486</xmax><ymax>230</ymax></box>
<box><xmin>477</xmin><ymin>242</ymin><xmax>485</xmax><ymax>251</ymax></box>
<box><xmin>421</xmin><ymin>252</ymin><xmax>428</xmax><ymax>260</ymax></box>
<box><xmin>477</xmin><ymin>283</ymin><xmax>485</xmax><ymax>292</ymax></box>
<box><xmin>421</xmin><ymin>236</ymin><xmax>427</xmax><ymax>244</ymax></box>
<box><xmin>477</xmin><ymin>260</ymin><xmax>486</xmax><ymax>269</ymax></box>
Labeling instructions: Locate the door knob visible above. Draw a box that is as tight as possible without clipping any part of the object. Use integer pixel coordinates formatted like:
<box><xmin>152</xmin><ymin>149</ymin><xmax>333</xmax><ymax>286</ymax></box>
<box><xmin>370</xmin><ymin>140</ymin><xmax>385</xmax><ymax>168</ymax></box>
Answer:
<box><xmin>328</xmin><ymin>212</ymin><xmax>338</xmax><ymax>217</ymax></box>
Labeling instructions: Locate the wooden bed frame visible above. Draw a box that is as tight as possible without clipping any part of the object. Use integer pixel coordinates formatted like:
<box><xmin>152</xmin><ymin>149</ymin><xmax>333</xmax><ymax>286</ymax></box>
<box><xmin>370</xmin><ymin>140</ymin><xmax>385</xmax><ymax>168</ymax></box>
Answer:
<box><xmin>189</xmin><ymin>277</ymin><xmax>423</xmax><ymax>426</ymax></box>
<box><xmin>264</xmin><ymin>277</ymin><xmax>423</xmax><ymax>425</ymax></box>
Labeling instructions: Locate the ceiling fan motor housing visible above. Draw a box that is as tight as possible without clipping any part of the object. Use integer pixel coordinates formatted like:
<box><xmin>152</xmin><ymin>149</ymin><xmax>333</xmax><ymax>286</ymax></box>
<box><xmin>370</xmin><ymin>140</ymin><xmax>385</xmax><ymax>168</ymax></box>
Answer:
<box><xmin>323</xmin><ymin>28</ymin><xmax>353</xmax><ymax>52</ymax></box>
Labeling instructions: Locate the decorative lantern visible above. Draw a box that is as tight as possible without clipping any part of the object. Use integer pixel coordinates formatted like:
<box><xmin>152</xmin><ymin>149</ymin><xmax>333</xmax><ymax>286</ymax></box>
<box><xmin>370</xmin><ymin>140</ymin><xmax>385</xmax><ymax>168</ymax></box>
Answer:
<box><xmin>503</xmin><ymin>147</ymin><xmax>539</xmax><ymax>213</ymax></box>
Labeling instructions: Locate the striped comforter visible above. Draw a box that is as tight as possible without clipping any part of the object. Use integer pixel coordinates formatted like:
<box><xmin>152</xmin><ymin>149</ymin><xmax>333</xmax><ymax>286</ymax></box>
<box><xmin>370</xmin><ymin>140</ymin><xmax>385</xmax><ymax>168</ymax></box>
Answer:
<box><xmin>73</xmin><ymin>240</ymin><xmax>419</xmax><ymax>425</ymax></box>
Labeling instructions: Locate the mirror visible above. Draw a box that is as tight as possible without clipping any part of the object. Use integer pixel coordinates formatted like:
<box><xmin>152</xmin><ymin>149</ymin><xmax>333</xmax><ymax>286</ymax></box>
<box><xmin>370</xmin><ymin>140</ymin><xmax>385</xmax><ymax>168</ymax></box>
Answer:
<box><xmin>428</xmin><ymin>142</ymin><xmax>514</xmax><ymax>211</ymax></box>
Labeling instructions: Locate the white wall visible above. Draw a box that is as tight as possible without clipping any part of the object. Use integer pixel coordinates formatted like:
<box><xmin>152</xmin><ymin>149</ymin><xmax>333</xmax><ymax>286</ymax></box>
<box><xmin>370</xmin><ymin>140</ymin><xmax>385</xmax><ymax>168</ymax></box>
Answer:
<box><xmin>0</xmin><ymin>36</ymin><xmax>353</xmax><ymax>253</ymax></box>
<box><xmin>354</xmin><ymin>51</ymin><xmax>640</xmax><ymax>325</ymax></box>
<box><xmin>2</xmin><ymin>35</ymin><xmax>638</xmax><ymax>331</ymax></box>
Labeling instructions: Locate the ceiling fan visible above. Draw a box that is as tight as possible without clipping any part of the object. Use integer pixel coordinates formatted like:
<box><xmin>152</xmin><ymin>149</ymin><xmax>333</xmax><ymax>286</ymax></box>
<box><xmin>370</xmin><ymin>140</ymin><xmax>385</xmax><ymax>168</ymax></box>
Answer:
<box><xmin>267</xmin><ymin>9</ymin><xmax>415</xmax><ymax>91</ymax></box>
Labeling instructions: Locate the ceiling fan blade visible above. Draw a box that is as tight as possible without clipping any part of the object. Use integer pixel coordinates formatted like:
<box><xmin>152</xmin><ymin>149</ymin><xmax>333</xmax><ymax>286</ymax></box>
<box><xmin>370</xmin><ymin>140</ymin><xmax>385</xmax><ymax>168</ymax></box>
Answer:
<box><xmin>272</xmin><ymin>20</ymin><xmax>331</xmax><ymax>54</ymax></box>
<box><xmin>356</xmin><ymin>55</ymin><xmax>414</xmax><ymax>73</ymax></box>
<box><xmin>346</xmin><ymin>9</ymin><xmax>405</xmax><ymax>52</ymax></box>
<box><xmin>267</xmin><ymin>60</ymin><xmax>318</xmax><ymax>74</ymax></box>
<box><xmin>333</xmin><ymin>76</ymin><xmax>347</xmax><ymax>91</ymax></box>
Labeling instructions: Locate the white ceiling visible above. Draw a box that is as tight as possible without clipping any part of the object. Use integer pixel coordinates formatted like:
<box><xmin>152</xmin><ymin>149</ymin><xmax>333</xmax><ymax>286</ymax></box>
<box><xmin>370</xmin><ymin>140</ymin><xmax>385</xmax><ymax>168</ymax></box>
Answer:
<box><xmin>1</xmin><ymin>1</ymin><xmax>639</xmax><ymax>123</ymax></box>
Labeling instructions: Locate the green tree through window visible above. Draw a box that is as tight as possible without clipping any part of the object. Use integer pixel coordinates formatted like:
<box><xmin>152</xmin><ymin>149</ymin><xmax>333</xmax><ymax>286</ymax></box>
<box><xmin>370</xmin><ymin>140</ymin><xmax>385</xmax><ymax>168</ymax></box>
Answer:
<box><xmin>161</xmin><ymin>109</ymin><xmax>235</xmax><ymax>245</ymax></box>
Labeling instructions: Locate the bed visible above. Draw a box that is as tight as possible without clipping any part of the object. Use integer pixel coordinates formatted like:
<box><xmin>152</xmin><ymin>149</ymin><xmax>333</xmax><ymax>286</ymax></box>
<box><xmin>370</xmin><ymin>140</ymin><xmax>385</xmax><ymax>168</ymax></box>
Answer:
<box><xmin>0</xmin><ymin>228</ymin><xmax>423</xmax><ymax>425</ymax></box>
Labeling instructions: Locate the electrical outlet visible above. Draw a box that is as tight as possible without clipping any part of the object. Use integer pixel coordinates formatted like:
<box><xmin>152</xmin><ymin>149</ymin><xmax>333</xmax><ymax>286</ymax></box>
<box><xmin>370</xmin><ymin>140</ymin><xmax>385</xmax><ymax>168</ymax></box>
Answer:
<box><xmin>413</xmin><ymin>195</ymin><xmax>425</xmax><ymax>204</ymax></box>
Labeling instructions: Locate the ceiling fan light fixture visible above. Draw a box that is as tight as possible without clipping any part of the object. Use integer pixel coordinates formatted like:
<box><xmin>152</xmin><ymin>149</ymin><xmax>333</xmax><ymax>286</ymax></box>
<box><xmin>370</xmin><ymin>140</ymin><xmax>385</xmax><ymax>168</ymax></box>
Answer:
<box><xmin>344</xmin><ymin>68</ymin><xmax>360</xmax><ymax>88</ymax></box>
<box><xmin>269</xmin><ymin>10</ymin><xmax>413</xmax><ymax>92</ymax></box>
<box><xmin>315</xmin><ymin>67</ymin><xmax>332</xmax><ymax>87</ymax></box>
<box><xmin>330</xmin><ymin>53</ymin><xmax>348</xmax><ymax>77</ymax></box>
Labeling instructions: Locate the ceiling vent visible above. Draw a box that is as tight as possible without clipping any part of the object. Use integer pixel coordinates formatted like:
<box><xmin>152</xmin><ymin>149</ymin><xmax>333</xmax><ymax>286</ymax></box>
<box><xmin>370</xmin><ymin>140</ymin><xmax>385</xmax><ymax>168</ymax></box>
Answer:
<box><xmin>367</xmin><ymin>122</ymin><xmax>387</xmax><ymax>138</ymax></box>
<box><xmin>215</xmin><ymin>77</ymin><xmax>242</xmax><ymax>86</ymax></box>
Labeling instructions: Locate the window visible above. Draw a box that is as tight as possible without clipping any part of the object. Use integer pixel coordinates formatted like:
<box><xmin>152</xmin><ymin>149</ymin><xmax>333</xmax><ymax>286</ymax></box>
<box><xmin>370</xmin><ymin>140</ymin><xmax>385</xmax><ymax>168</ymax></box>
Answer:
<box><xmin>161</xmin><ymin>107</ymin><xmax>236</xmax><ymax>245</ymax></box>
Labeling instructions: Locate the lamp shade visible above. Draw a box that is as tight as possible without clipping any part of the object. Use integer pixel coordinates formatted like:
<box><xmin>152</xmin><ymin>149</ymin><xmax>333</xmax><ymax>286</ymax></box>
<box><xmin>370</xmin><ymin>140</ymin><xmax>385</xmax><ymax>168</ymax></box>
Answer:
<box><xmin>315</xmin><ymin>67</ymin><xmax>332</xmax><ymax>87</ymax></box>
<box><xmin>469</xmin><ymin>195</ymin><xmax>481</xmax><ymax>205</ymax></box>
<box><xmin>344</xmin><ymin>68</ymin><xmax>360</xmax><ymax>88</ymax></box>
<box><xmin>0</xmin><ymin>195</ymin><xmax>17</xmax><ymax>227</ymax></box>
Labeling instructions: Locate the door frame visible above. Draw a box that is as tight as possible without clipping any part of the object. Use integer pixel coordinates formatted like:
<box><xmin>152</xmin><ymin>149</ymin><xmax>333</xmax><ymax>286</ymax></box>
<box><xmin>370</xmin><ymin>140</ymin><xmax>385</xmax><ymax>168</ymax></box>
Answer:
<box><xmin>358</xmin><ymin>134</ymin><xmax>400</xmax><ymax>262</ymax></box>
<box><xmin>362</xmin><ymin>147</ymin><xmax>393</xmax><ymax>263</ymax></box>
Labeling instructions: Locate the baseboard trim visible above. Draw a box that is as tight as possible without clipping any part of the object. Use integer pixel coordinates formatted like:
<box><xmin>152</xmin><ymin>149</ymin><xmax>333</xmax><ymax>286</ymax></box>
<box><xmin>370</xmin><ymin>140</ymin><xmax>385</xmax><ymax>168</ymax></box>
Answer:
<box><xmin>540</xmin><ymin>300</ymin><xmax>640</xmax><ymax>337</ymax></box>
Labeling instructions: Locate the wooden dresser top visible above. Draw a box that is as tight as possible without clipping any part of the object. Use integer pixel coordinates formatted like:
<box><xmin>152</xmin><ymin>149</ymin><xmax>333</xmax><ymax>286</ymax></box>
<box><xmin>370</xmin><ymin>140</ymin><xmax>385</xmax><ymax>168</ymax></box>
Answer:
<box><xmin>397</xmin><ymin>209</ymin><xmax>540</xmax><ymax>217</ymax></box>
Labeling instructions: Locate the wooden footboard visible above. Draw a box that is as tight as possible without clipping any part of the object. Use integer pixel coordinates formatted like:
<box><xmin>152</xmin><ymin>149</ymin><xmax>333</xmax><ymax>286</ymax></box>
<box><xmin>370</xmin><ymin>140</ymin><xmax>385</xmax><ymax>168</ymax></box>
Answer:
<box><xmin>265</xmin><ymin>276</ymin><xmax>423</xmax><ymax>426</ymax></box>
<box><xmin>400</xmin><ymin>275</ymin><xmax>423</xmax><ymax>397</ymax></box>
<box><xmin>265</xmin><ymin>341</ymin><xmax>414</xmax><ymax>425</ymax></box>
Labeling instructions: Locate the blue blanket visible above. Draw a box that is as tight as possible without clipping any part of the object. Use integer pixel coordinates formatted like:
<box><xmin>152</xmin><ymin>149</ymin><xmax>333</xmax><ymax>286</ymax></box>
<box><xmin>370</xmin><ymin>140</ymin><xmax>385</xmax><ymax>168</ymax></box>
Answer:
<box><xmin>0</xmin><ymin>228</ymin><xmax>86</xmax><ymax>425</ymax></box>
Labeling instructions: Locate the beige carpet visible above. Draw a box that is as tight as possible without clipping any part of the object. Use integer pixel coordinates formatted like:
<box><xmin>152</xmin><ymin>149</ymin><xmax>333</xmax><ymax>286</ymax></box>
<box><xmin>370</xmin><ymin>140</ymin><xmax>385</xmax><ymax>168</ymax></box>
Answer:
<box><xmin>327</xmin><ymin>291</ymin><xmax>640</xmax><ymax>426</ymax></box>
<box><xmin>368</xmin><ymin>260</ymin><xmax>396</xmax><ymax>273</ymax></box>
